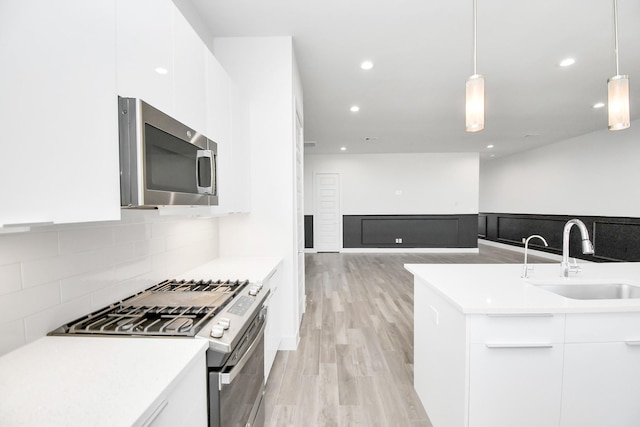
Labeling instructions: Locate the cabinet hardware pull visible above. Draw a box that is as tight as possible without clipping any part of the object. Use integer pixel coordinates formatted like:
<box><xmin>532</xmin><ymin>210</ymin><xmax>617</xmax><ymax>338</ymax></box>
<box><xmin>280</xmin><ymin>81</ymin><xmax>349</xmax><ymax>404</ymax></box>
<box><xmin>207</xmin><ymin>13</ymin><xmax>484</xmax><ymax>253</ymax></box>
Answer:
<box><xmin>486</xmin><ymin>313</ymin><xmax>553</xmax><ymax>317</ymax></box>
<box><xmin>485</xmin><ymin>343</ymin><xmax>553</xmax><ymax>349</ymax></box>
<box><xmin>625</xmin><ymin>340</ymin><xmax>640</xmax><ymax>346</ymax></box>
<box><xmin>141</xmin><ymin>400</ymin><xmax>168</xmax><ymax>427</ymax></box>
<box><xmin>2</xmin><ymin>221</ymin><xmax>54</xmax><ymax>228</ymax></box>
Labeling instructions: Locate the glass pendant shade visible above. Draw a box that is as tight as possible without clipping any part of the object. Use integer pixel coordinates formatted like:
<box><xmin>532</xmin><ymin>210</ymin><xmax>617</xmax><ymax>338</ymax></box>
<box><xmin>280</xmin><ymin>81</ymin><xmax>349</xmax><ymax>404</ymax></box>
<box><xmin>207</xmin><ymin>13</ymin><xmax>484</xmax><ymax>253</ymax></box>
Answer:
<box><xmin>607</xmin><ymin>75</ymin><xmax>630</xmax><ymax>130</ymax></box>
<box><xmin>466</xmin><ymin>74</ymin><xmax>485</xmax><ymax>132</ymax></box>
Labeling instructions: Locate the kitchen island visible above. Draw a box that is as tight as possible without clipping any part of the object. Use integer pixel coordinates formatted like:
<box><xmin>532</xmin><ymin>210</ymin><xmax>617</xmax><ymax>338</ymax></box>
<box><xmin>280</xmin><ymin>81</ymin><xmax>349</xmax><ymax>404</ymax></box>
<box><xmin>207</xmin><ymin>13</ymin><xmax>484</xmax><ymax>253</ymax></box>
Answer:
<box><xmin>406</xmin><ymin>262</ymin><xmax>640</xmax><ymax>427</ymax></box>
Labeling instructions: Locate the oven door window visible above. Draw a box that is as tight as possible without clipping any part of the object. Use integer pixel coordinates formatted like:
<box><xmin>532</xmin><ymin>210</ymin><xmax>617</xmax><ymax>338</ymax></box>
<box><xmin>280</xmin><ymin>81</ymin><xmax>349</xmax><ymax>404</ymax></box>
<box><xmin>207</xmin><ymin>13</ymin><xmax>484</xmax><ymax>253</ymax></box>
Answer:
<box><xmin>144</xmin><ymin>123</ymin><xmax>199</xmax><ymax>194</ymax></box>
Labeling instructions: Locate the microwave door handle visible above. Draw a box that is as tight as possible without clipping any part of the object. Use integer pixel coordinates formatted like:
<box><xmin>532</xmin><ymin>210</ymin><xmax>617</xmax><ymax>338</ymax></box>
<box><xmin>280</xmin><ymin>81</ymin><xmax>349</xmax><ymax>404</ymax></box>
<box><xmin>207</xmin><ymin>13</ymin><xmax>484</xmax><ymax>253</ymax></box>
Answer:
<box><xmin>196</xmin><ymin>150</ymin><xmax>214</xmax><ymax>194</ymax></box>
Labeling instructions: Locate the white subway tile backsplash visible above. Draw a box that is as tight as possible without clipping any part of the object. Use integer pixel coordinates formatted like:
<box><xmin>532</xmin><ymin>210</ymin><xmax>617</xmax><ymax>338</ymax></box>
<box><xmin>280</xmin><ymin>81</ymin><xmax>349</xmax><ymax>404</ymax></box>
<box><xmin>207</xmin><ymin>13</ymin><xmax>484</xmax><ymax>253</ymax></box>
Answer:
<box><xmin>58</xmin><ymin>226</ymin><xmax>114</xmax><ymax>255</ymax></box>
<box><xmin>60</xmin><ymin>269</ymin><xmax>116</xmax><ymax>303</ymax></box>
<box><xmin>24</xmin><ymin>296</ymin><xmax>92</xmax><ymax>343</ymax></box>
<box><xmin>112</xmin><ymin>257</ymin><xmax>152</xmax><ymax>284</ymax></box>
<box><xmin>0</xmin><ymin>319</ymin><xmax>26</xmax><ymax>356</ymax></box>
<box><xmin>0</xmin><ymin>263</ymin><xmax>21</xmax><ymax>296</ymax></box>
<box><xmin>0</xmin><ymin>281</ymin><xmax>61</xmax><ymax>324</ymax></box>
<box><xmin>0</xmin><ymin>211</ymin><xmax>221</xmax><ymax>356</ymax></box>
<box><xmin>0</xmin><ymin>231</ymin><xmax>58</xmax><ymax>265</ymax></box>
<box><xmin>113</xmin><ymin>222</ymin><xmax>152</xmax><ymax>244</ymax></box>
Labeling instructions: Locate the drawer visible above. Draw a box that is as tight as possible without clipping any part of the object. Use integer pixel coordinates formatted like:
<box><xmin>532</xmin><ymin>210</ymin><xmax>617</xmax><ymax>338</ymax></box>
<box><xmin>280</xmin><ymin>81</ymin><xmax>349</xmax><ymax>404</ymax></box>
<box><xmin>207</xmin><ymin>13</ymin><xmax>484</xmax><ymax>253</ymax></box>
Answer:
<box><xmin>565</xmin><ymin>312</ymin><xmax>640</xmax><ymax>343</ymax></box>
<box><xmin>468</xmin><ymin>313</ymin><xmax>565</xmax><ymax>344</ymax></box>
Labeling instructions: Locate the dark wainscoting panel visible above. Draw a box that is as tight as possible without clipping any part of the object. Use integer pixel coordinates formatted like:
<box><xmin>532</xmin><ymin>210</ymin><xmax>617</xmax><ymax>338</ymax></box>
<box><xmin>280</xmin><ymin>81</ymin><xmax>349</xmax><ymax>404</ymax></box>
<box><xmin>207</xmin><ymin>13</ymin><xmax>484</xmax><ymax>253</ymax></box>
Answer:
<box><xmin>304</xmin><ymin>215</ymin><xmax>313</xmax><ymax>249</ymax></box>
<box><xmin>344</xmin><ymin>214</ymin><xmax>478</xmax><ymax>249</ymax></box>
<box><xmin>480</xmin><ymin>213</ymin><xmax>640</xmax><ymax>262</ymax></box>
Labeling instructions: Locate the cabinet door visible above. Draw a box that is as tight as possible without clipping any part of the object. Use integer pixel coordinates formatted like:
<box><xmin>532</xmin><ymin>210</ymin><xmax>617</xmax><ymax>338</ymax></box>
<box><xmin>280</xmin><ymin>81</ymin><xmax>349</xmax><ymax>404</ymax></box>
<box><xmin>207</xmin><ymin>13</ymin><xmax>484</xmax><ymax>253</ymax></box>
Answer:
<box><xmin>0</xmin><ymin>0</ymin><xmax>120</xmax><ymax>228</ymax></box>
<box><xmin>561</xmin><ymin>342</ymin><xmax>640</xmax><ymax>427</ymax></box>
<box><xmin>468</xmin><ymin>343</ymin><xmax>563</xmax><ymax>427</ymax></box>
<box><xmin>116</xmin><ymin>0</ymin><xmax>174</xmax><ymax>115</ymax></box>
<box><xmin>172</xmin><ymin>8</ymin><xmax>207</xmax><ymax>133</ymax></box>
<box><xmin>206</xmin><ymin>54</ymin><xmax>233</xmax><ymax>214</ymax></box>
<box><xmin>142</xmin><ymin>352</ymin><xmax>207</xmax><ymax>427</ymax></box>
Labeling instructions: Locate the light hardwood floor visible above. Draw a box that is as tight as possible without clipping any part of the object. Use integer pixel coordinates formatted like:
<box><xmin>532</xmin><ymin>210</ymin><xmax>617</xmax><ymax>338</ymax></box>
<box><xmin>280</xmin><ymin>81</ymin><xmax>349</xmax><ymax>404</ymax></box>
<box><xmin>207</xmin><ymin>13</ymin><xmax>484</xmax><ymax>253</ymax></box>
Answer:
<box><xmin>264</xmin><ymin>243</ymin><xmax>554</xmax><ymax>427</ymax></box>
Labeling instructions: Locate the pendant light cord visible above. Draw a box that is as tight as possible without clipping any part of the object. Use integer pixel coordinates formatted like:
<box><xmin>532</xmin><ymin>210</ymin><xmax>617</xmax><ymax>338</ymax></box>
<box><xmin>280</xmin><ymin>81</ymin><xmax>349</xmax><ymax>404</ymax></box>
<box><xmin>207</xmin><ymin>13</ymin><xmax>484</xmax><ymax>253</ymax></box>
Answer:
<box><xmin>473</xmin><ymin>0</ymin><xmax>478</xmax><ymax>75</ymax></box>
<box><xmin>613</xmin><ymin>0</ymin><xmax>620</xmax><ymax>76</ymax></box>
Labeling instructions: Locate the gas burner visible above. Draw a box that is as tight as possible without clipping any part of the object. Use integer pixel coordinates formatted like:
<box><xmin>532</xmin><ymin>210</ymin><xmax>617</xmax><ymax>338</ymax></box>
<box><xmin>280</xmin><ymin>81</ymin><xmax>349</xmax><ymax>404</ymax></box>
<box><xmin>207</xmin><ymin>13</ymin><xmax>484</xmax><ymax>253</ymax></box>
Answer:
<box><xmin>53</xmin><ymin>278</ymin><xmax>251</xmax><ymax>338</ymax></box>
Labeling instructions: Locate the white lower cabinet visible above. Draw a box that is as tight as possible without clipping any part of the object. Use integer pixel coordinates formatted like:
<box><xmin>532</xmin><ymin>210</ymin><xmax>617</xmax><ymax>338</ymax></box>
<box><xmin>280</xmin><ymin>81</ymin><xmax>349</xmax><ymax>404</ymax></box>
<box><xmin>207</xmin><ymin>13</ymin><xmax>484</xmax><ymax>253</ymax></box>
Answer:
<box><xmin>264</xmin><ymin>266</ymin><xmax>283</xmax><ymax>380</ymax></box>
<box><xmin>140</xmin><ymin>351</ymin><xmax>207</xmax><ymax>427</ymax></box>
<box><xmin>560</xmin><ymin>313</ymin><xmax>640</xmax><ymax>427</ymax></box>
<box><xmin>467</xmin><ymin>314</ymin><xmax>564</xmax><ymax>427</ymax></box>
<box><xmin>469</xmin><ymin>343</ymin><xmax>563</xmax><ymax>427</ymax></box>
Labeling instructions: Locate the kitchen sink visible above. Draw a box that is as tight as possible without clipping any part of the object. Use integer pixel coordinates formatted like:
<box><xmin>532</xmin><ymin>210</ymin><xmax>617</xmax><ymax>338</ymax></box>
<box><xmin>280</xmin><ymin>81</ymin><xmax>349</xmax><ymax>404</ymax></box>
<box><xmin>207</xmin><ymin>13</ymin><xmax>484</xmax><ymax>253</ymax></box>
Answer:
<box><xmin>531</xmin><ymin>282</ymin><xmax>640</xmax><ymax>300</ymax></box>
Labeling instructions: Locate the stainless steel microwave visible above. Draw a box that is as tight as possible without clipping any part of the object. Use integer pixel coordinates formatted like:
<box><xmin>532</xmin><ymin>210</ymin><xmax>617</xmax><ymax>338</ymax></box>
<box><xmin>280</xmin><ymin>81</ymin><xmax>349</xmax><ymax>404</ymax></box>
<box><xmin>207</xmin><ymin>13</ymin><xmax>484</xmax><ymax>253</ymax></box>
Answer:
<box><xmin>118</xmin><ymin>97</ymin><xmax>218</xmax><ymax>207</ymax></box>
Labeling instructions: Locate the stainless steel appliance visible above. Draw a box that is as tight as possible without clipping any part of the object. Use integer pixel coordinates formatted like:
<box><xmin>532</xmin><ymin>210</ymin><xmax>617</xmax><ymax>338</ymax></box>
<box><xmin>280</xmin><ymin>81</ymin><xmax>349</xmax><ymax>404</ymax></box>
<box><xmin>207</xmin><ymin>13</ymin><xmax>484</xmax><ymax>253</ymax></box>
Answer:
<box><xmin>118</xmin><ymin>97</ymin><xmax>218</xmax><ymax>207</ymax></box>
<box><xmin>49</xmin><ymin>278</ymin><xmax>268</xmax><ymax>427</ymax></box>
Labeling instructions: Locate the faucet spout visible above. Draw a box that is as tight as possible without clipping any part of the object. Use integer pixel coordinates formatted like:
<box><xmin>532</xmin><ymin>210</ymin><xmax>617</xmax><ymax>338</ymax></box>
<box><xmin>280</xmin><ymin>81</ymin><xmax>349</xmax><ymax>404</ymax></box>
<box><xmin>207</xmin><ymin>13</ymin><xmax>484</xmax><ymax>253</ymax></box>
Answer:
<box><xmin>561</xmin><ymin>219</ymin><xmax>594</xmax><ymax>277</ymax></box>
<box><xmin>522</xmin><ymin>234</ymin><xmax>548</xmax><ymax>278</ymax></box>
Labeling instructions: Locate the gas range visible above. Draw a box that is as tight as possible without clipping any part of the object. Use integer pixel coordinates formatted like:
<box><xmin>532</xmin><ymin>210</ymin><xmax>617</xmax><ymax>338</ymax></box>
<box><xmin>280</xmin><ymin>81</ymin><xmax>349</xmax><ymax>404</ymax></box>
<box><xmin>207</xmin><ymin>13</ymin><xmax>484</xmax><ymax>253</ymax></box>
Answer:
<box><xmin>49</xmin><ymin>278</ymin><xmax>269</xmax><ymax>366</ymax></box>
<box><xmin>49</xmin><ymin>275</ymin><xmax>270</xmax><ymax>427</ymax></box>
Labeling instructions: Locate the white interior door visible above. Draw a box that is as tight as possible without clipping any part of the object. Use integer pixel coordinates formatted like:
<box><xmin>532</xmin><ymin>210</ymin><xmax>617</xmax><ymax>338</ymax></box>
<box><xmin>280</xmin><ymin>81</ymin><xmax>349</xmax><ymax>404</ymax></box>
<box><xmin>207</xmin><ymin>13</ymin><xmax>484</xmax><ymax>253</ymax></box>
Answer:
<box><xmin>313</xmin><ymin>173</ymin><xmax>341</xmax><ymax>252</ymax></box>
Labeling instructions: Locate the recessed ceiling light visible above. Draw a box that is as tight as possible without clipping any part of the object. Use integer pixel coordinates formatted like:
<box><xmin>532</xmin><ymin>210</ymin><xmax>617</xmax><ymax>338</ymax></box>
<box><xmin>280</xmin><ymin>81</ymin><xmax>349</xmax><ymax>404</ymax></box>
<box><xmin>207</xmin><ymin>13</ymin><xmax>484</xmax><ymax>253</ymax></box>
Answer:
<box><xmin>559</xmin><ymin>58</ymin><xmax>575</xmax><ymax>67</ymax></box>
<box><xmin>350</xmin><ymin>106</ymin><xmax>360</xmax><ymax>112</ymax></box>
<box><xmin>487</xmin><ymin>144</ymin><xmax>494</xmax><ymax>149</ymax></box>
<box><xmin>360</xmin><ymin>61</ymin><xmax>374</xmax><ymax>70</ymax></box>
<box><xmin>593</xmin><ymin>102</ymin><xmax>605</xmax><ymax>109</ymax></box>
<box><xmin>155</xmin><ymin>67</ymin><xmax>168</xmax><ymax>75</ymax></box>
<box><xmin>340</xmin><ymin>147</ymin><xmax>347</xmax><ymax>151</ymax></box>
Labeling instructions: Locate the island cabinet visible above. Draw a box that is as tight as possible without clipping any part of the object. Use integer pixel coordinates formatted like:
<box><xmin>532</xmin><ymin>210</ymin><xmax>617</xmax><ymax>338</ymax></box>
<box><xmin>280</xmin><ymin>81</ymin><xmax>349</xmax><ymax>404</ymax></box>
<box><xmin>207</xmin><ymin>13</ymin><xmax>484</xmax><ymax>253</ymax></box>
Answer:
<box><xmin>414</xmin><ymin>280</ymin><xmax>565</xmax><ymax>427</ymax></box>
<box><xmin>467</xmin><ymin>314</ymin><xmax>565</xmax><ymax>427</ymax></box>
<box><xmin>560</xmin><ymin>313</ymin><xmax>640</xmax><ymax>427</ymax></box>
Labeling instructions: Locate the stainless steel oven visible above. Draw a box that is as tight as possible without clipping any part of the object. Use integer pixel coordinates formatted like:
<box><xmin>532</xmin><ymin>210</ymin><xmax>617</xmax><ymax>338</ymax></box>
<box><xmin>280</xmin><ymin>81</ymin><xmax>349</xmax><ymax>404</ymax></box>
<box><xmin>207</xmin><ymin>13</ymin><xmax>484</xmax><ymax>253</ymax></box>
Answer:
<box><xmin>208</xmin><ymin>305</ymin><xmax>266</xmax><ymax>427</ymax></box>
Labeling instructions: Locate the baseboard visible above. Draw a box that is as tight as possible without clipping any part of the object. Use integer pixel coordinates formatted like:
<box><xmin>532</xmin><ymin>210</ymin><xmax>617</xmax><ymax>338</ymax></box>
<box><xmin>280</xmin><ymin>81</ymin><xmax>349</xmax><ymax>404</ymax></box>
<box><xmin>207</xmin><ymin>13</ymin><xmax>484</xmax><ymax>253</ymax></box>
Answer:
<box><xmin>338</xmin><ymin>247</ymin><xmax>479</xmax><ymax>254</ymax></box>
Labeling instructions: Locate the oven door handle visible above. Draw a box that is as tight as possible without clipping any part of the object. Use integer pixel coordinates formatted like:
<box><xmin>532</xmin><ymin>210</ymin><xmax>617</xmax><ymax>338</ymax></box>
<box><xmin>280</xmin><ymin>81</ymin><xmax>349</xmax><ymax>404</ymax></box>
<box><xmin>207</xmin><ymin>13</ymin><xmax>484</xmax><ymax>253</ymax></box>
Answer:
<box><xmin>219</xmin><ymin>320</ymin><xmax>266</xmax><ymax>387</ymax></box>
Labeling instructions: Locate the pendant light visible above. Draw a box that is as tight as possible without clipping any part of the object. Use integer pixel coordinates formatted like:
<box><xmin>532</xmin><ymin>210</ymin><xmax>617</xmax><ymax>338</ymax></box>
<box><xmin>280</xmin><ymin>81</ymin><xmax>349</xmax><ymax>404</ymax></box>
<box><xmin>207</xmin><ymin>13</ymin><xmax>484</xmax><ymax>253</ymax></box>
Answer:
<box><xmin>466</xmin><ymin>0</ymin><xmax>484</xmax><ymax>132</ymax></box>
<box><xmin>608</xmin><ymin>0</ymin><xmax>630</xmax><ymax>131</ymax></box>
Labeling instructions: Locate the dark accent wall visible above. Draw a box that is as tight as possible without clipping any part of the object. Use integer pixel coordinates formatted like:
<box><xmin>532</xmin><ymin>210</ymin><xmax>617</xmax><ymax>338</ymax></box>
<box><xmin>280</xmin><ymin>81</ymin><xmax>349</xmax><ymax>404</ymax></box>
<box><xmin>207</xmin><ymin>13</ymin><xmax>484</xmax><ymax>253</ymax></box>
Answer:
<box><xmin>343</xmin><ymin>214</ymin><xmax>478</xmax><ymax>249</ymax></box>
<box><xmin>480</xmin><ymin>213</ymin><xmax>640</xmax><ymax>262</ymax></box>
<box><xmin>304</xmin><ymin>215</ymin><xmax>313</xmax><ymax>249</ymax></box>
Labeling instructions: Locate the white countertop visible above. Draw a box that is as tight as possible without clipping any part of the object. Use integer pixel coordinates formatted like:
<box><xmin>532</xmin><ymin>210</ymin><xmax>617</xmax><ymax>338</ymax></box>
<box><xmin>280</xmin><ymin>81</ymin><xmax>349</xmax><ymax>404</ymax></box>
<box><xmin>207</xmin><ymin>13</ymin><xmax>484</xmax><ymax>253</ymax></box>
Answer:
<box><xmin>405</xmin><ymin>262</ymin><xmax>640</xmax><ymax>314</ymax></box>
<box><xmin>176</xmin><ymin>256</ymin><xmax>281</xmax><ymax>283</ymax></box>
<box><xmin>0</xmin><ymin>336</ymin><xmax>207</xmax><ymax>427</ymax></box>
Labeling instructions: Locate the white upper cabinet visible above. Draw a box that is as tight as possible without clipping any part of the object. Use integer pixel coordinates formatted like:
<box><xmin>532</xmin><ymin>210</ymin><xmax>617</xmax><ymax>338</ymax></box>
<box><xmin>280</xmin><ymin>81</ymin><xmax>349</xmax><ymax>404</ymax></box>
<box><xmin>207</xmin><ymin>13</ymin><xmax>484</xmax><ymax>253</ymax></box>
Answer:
<box><xmin>230</xmin><ymin>86</ymin><xmax>251</xmax><ymax>213</ymax></box>
<box><xmin>116</xmin><ymin>0</ymin><xmax>208</xmax><ymax>134</ymax></box>
<box><xmin>206</xmin><ymin>55</ymin><xmax>232</xmax><ymax>214</ymax></box>
<box><xmin>116</xmin><ymin>0</ymin><xmax>174</xmax><ymax>115</ymax></box>
<box><xmin>0</xmin><ymin>0</ymin><xmax>121</xmax><ymax>228</ymax></box>
<box><xmin>172</xmin><ymin>7</ymin><xmax>207</xmax><ymax>134</ymax></box>
<box><xmin>205</xmin><ymin>55</ymin><xmax>251</xmax><ymax>215</ymax></box>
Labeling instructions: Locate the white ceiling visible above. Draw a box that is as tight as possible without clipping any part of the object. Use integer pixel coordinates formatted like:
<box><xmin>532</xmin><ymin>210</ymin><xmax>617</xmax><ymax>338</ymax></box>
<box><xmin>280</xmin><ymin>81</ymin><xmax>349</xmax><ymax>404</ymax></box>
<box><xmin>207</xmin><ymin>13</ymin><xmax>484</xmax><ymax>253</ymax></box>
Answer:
<box><xmin>187</xmin><ymin>0</ymin><xmax>640</xmax><ymax>159</ymax></box>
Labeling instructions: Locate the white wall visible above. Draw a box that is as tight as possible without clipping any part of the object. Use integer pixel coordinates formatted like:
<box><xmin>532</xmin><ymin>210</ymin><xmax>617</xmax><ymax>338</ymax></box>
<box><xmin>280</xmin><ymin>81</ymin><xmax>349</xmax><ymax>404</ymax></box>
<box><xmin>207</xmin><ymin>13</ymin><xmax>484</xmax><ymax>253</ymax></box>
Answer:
<box><xmin>480</xmin><ymin>119</ymin><xmax>640</xmax><ymax>216</ymax></box>
<box><xmin>212</xmin><ymin>37</ymin><xmax>302</xmax><ymax>350</ymax></box>
<box><xmin>0</xmin><ymin>211</ymin><xmax>219</xmax><ymax>356</ymax></box>
<box><xmin>304</xmin><ymin>152</ymin><xmax>479</xmax><ymax>215</ymax></box>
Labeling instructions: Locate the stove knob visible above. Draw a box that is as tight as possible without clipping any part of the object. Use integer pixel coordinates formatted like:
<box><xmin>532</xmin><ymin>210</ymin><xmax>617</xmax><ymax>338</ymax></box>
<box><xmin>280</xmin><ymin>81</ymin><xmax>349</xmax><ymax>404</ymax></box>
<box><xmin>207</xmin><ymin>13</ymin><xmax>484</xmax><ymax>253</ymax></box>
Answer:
<box><xmin>256</xmin><ymin>282</ymin><xmax>264</xmax><ymax>291</ymax></box>
<box><xmin>218</xmin><ymin>318</ymin><xmax>231</xmax><ymax>330</ymax></box>
<box><xmin>249</xmin><ymin>286</ymin><xmax>259</xmax><ymax>296</ymax></box>
<box><xmin>210</xmin><ymin>325</ymin><xmax>225</xmax><ymax>338</ymax></box>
